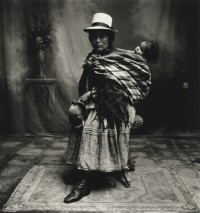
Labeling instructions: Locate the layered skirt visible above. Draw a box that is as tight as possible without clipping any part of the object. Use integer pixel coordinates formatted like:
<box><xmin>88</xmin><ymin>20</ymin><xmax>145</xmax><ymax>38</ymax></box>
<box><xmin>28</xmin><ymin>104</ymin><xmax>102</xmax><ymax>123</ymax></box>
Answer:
<box><xmin>64</xmin><ymin>104</ymin><xmax>136</xmax><ymax>172</ymax></box>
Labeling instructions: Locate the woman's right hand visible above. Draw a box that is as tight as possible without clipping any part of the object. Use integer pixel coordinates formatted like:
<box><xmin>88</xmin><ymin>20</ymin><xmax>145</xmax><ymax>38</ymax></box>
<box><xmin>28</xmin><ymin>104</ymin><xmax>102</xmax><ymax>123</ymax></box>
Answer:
<box><xmin>80</xmin><ymin>91</ymin><xmax>91</xmax><ymax>103</ymax></box>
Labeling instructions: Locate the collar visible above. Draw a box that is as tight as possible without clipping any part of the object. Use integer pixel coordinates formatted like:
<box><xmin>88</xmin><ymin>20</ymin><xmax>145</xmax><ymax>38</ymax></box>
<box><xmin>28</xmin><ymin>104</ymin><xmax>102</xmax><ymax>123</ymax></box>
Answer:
<box><xmin>91</xmin><ymin>48</ymin><xmax>113</xmax><ymax>56</ymax></box>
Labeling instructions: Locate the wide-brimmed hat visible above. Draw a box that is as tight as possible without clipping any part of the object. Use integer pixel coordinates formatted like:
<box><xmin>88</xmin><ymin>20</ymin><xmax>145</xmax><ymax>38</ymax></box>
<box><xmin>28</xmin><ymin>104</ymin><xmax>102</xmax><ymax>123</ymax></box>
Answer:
<box><xmin>84</xmin><ymin>13</ymin><xmax>118</xmax><ymax>33</ymax></box>
<box><xmin>68</xmin><ymin>101</ymin><xmax>88</xmax><ymax>128</ymax></box>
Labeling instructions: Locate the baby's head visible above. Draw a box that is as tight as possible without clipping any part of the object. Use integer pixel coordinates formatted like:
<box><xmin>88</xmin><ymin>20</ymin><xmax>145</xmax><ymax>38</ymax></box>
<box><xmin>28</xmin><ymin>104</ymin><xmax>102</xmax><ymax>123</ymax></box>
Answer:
<box><xmin>134</xmin><ymin>40</ymin><xmax>159</xmax><ymax>64</ymax></box>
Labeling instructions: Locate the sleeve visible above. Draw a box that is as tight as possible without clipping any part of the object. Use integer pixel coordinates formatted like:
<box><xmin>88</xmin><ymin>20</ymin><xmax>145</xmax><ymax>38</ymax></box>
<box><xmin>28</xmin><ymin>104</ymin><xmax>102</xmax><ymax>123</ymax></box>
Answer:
<box><xmin>78</xmin><ymin>68</ymin><xmax>89</xmax><ymax>97</ymax></box>
<box><xmin>78</xmin><ymin>52</ymin><xmax>94</xmax><ymax>97</ymax></box>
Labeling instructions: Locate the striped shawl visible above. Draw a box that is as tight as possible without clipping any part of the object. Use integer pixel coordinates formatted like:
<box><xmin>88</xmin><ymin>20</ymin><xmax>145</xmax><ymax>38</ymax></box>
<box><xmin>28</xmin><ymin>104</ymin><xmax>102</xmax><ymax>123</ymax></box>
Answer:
<box><xmin>81</xmin><ymin>48</ymin><xmax>151</xmax><ymax>125</ymax></box>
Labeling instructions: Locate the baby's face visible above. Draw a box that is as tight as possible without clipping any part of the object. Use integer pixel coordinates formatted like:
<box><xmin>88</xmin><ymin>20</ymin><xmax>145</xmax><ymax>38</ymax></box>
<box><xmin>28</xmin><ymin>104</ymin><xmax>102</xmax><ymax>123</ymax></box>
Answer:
<box><xmin>134</xmin><ymin>46</ymin><xmax>144</xmax><ymax>55</ymax></box>
<box><xmin>134</xmin><ymin>41</ymin><xmax>149</xmax><ymax>56</ymax></box>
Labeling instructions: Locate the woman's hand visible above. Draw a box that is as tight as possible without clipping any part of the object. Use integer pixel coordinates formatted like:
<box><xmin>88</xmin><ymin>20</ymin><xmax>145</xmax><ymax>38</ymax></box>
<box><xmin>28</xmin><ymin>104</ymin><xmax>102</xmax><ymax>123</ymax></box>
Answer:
<box><xmin>80</xmin><ymin>91</ymin><xmax>91</xmax><ymax>103</ymax></box>
<box><xmin>182</xmin><ymin>82</ymin><xmax>189</xmax><ymax>90</ymax></box>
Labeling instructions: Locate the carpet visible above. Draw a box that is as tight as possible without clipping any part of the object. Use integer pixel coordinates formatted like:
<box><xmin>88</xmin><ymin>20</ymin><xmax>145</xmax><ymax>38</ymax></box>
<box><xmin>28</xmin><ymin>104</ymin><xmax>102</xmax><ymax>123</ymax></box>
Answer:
<box><xmin>2</xmin><ymin>165</ymin><xmax>199</xmax><ymax>212</ymax></box>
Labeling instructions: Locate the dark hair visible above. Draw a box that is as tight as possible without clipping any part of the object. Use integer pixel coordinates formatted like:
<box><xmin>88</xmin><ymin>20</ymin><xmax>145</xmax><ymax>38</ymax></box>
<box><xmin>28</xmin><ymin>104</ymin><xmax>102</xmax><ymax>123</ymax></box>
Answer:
<box><xmin>143</xmin><ymin>40</ymin><xmax>160</xmax><ymax>64</ymax></box>
<box><xmin>88</xmin><ymin>30</ymin><xmax>115</xmax><ymax>49</ymax></box>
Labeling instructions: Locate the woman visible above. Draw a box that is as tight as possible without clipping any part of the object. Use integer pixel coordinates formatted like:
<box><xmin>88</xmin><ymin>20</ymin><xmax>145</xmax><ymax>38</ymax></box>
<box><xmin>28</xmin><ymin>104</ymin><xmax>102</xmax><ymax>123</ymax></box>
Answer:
<box><xmin>64</xmin><ymin>13</ymin><xmax>152</xmax><ymax>203</ymax></box>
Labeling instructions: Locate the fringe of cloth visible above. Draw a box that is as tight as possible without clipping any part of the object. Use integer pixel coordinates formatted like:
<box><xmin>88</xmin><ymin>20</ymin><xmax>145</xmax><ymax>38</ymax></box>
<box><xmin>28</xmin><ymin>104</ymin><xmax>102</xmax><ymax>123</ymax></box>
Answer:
<box><xmin>81</xmin><ymin>48</ymin><xmax>151</xmax><ymax>128</ymax></box>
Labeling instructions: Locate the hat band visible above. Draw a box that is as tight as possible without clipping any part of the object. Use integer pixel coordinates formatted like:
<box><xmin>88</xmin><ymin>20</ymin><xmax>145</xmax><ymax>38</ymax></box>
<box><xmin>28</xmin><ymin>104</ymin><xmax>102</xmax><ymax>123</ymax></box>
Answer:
<box><xmin>92</xmin><ymin>22</ymin><xmax>113</xmax><ymax>29</ymax></box>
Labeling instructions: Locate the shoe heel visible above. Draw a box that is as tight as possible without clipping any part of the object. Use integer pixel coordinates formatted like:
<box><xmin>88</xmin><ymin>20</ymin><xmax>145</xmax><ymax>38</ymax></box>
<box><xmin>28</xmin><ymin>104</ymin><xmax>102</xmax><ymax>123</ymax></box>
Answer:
<box><xmin>85</xmin><ymin>188</ymin><xmax>91</xmax><ymax>196</ymax></box>
<box><xmin>122</xmin><ymin>171</ymin><xmax>131</xmax><ymax>188</ymax></box>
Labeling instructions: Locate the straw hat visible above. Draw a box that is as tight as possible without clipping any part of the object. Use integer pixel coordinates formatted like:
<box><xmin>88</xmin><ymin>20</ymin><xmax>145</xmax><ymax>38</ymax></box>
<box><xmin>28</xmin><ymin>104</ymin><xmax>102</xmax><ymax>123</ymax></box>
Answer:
<box><xmin>84</xmin><ymin>13</ymin><xmax>118</xmax><ymax>33</ymax></box>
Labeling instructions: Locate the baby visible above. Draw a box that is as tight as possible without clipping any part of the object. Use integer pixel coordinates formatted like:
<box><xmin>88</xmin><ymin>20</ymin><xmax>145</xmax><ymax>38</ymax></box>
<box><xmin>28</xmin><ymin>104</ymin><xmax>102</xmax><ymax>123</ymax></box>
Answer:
<box><xmin>134</xmin><ymin>40</ymin><xmax>159</xmax><ymax>64</ymax></box>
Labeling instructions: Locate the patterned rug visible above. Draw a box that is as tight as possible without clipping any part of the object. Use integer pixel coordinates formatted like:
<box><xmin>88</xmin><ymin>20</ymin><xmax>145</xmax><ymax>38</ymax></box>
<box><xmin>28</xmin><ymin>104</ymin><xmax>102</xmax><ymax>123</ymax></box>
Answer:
<box><xmin>2</xmin><ymin>165</ymin><xmax>199</xmax><ymax>212</ymax></box>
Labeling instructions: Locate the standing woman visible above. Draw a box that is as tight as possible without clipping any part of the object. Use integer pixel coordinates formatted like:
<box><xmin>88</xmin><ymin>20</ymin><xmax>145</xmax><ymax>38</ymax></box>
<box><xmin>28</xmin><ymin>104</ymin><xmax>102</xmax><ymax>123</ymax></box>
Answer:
<box><xmin>64</xmin><ymin>13</ymin><xmax>152</xmax><ymax>203</ymax></box>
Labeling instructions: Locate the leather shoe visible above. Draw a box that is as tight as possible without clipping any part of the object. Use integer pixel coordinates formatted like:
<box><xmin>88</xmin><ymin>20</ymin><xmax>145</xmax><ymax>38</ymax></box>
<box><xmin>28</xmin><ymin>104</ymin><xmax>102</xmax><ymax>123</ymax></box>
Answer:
<box><xmin>64</xmin><ymin>179</ymin><xmax>91</xmax><ymax>203</ymax></box>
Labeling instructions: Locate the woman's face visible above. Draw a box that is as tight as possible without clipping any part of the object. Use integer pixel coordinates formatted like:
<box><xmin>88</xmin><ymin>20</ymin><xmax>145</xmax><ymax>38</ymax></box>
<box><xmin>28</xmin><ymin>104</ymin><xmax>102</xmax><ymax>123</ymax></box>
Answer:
<box><xmin>89</xmin><ymin>31</ymin><xmax>109</xmax><ymax>52</ymax></box>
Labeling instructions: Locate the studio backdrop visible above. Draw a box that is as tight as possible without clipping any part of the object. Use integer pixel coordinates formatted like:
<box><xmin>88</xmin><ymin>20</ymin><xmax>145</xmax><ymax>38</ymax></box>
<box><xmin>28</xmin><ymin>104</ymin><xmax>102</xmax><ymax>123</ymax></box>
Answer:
<box><xmin>0</xmin><ymin>0</ymin><xmax>199</xmax><ymax>134</ymax></box>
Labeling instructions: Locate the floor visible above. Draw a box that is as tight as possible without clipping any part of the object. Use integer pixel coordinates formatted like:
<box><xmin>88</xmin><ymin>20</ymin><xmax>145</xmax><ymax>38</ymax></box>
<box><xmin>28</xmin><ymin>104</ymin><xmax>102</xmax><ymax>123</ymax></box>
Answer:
<box><xmin>0</xmin><ymin>134</ymin><xmax>200</xmax><ymax>212</ymax></box>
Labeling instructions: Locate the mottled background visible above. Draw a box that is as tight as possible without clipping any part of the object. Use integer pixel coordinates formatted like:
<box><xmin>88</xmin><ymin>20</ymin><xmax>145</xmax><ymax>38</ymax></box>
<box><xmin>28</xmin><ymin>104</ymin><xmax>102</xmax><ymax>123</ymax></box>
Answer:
<box><xmin>0</xmin><ymin>0</ymin><xmax>199</xmax><ymax>134</ymax></box>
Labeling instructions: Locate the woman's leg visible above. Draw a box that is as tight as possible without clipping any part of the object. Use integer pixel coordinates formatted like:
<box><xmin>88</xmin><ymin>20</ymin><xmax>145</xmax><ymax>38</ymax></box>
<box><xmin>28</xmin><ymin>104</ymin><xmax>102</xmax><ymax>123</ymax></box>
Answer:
<box><xmin>120</xmin><ymin>105</ymin><xmax>136</xmax><ymax>188</ymax></box>
<box><xmin>64</xmin><ymin>170</ymin><xmax>91</xmax><ymax>203</ymax></box>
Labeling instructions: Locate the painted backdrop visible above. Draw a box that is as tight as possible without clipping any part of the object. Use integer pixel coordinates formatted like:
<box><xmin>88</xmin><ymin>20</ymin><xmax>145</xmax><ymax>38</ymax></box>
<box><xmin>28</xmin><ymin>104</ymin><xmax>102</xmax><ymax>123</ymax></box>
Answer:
<box><xmin>0</xmin><ymin>0</ymin><xmax>199</xmax><ymax>134</ymax></box>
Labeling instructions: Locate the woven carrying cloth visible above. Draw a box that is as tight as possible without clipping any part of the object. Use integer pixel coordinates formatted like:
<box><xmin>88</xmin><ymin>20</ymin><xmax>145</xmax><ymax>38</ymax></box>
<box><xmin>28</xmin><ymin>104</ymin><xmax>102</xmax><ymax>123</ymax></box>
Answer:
<box><xmin>83</xmin><ymin>48</ymin><xmax>151</xmax><ymax>104</ymax></box>
<box><xmin>81</xmin><ymin>48</ymin><xmax>151</xmax><ymax>125</ymax></box>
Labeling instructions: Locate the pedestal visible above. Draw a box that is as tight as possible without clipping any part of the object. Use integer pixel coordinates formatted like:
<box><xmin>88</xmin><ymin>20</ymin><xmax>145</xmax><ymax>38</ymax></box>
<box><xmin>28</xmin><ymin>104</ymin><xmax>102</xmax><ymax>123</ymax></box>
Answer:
<box><xmin>26</xmin><ymin>78</ymin><xmax>57</xmax><ymax>107</ymax></box>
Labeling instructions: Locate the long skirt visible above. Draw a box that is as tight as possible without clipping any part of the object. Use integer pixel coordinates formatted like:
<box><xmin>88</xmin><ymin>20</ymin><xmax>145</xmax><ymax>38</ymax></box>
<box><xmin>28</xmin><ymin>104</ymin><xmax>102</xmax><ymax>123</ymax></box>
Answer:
<box><xmin>64</xmin><ymin>104</ymin><xmax>136</xmax><ymax>172</ymax></box>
